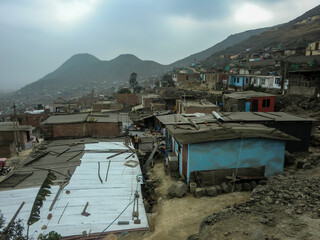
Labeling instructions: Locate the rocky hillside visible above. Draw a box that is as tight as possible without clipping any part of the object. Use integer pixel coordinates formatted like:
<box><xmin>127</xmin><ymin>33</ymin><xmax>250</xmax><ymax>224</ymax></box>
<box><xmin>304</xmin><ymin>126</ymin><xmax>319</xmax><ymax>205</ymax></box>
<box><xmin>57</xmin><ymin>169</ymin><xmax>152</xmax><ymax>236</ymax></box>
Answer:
<box><xmin>171</xmin><ymin>27</ymin><xmax>270</xmax><ymax>67</ymax></box>
<box><xmin>205</xmin><ymin>4</ymin><xmax>320</xmax><ymax>65</ymax></box>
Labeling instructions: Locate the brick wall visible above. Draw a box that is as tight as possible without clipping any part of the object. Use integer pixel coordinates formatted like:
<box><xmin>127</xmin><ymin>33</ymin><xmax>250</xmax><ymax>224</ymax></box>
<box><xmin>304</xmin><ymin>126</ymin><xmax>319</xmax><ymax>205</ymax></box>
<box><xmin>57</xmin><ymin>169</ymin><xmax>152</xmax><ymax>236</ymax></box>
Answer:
<box><xmin>87</xmin><ymin>122</ymin><xmax>120</xmax><ymax>137</ymax></box>
<box><xmin>116</xmin><ymin>94</ymin><xmax>139</xmax><ymax>106</ymax></box>
<box><xmin>17</xmin><ymin>113</ymin><xmax>50</xmax><ymax>128</ymax></box>
<box><xmin>0</xmin><ymin>143</ymin><xmax>16</xmax><ymax>158</ymax></box>
<box><xmin>52</xmin><ymin>124</ymin><xmax>84</xmax><ymax>138</ymax></box>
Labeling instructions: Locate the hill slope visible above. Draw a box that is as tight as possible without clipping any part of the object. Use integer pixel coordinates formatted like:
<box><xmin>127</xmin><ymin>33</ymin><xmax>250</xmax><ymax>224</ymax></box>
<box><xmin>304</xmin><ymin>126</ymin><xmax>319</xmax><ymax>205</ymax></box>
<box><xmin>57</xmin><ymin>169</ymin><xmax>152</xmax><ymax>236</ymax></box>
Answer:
<box><xmin>205</xmin><ymin>4</ymin><xmax>320</xmax><ymax>65</ymax></box>
<box><xmin>171</xmin><ymin>27</ymin><xmax>270</xmax><ymax>67</ymax></box>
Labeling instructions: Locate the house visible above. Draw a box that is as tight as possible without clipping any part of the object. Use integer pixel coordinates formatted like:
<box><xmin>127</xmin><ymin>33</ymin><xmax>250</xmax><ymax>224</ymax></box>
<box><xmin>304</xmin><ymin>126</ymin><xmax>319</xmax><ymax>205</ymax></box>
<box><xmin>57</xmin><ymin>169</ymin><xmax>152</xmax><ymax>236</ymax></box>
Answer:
<box><xmin>223</xmin><ymin>91</ymin><xmax>275</xmax><ymax>112</ymax></box>
<box><xmin>306</xmin><ymin>41</ymin><xmax>320</xmax><ymax>56</ymax></box>
<box><xmin>141</xmin><ymin>94</ymin><xmax>161</xmax><ymax>108</ymax></box>
<box><xmin>177</xmin><ymin>99</ymin><xmax>219</xmax><ymax>114</ymax></box>
<box><xmin>156</xmin><ymin>111</ymin><xmax>312</xmax><ymax>152</ymax></box>
<box><xmin>116</xmin><ymin>93</ymin><xmax>139</xmax><ymax>107</ymax></box>
<box><xmin>165</xmin><ymin>122</ymin><xmax>297</xmax><ymax>184</ymax></box>
<box><xmin>0</xmin><ymin>122</ymin><xmax>34</xmax><ymax>157</ymax></box>
<box><xmin>287</xmin><ymin>70</ymin><xmax>320</xmax><ymax>96</ymax></box>
<box><xmin>251</xmin><ymin>75</ymin><xmax>288</xmax><ymax>90</ymax></box>
<box><xmin>172</xmin><ymin>73</ymin><xmax>200</xmax><ymax>86</ymax></box>
<box><xmin>228</xmin><ymin>75</ymin><xmax>251</xmax><ymax>91</ymax></box>
<box><xmin>40</xmin><ymin>113</ymin><xmax>122</xmax><ymax>138</ymax></box>
<box><xmin>92</xmin><ymin>101</ymin><xmax>123</xmax><ymax>112</ymax></box>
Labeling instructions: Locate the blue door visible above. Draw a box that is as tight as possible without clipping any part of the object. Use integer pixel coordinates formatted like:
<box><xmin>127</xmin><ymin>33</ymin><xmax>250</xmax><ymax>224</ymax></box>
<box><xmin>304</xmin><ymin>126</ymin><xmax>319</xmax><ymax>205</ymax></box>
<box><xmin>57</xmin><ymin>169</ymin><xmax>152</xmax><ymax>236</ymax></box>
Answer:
<box><xmin>245</xmin><ymin>102</ymin><xmax>251</xmax><ymax>112</ymax></box>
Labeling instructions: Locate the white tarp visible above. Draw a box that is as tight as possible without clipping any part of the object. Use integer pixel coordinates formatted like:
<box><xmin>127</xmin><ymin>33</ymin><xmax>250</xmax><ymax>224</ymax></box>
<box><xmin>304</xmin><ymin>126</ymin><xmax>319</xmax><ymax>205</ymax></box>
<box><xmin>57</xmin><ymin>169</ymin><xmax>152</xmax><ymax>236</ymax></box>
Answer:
<box><xmin>0</xmin><ymin>142</ymin><xmax>148</xmax><ymax>238</ymax></box>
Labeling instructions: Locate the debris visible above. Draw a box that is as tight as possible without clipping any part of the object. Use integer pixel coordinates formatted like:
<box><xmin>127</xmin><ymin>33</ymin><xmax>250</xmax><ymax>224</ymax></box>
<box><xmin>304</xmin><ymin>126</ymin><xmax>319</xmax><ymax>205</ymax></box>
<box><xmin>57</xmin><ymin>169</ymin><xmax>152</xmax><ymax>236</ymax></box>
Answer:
<box><xmin>41</xmin><ymin>225</ymin><xmax>47</xmax><ymax>230</ymax></box>
<box><xmin>124</xmin><ymin>160</ymin><xmax>139</xmax><ymax>168</ymax></box>
<box><xmin>168</xmin><ymin>181</ymin><xmax>188</xmax><ymax>198</ymax></box>
<box><xmin>58</xmin><ymin>202</ymin><xmax>69</xmax><ymax>224</ymax></box>
<box><xmin>81</xmin><ymin>202</ymin><xmax>90</xmax><ymax>217</ymax></box>
<box><xmin>252</xmin><ymin>229</ymin><xmax>265</xmax><ymax>240</ymax></box>
<box><xmin>243</xmin><ymin>182</ymin><xmax>252</xmax><ymax>191</ymax></box>
<box><xmin>132</xmin><ymin>190</ymin><xmax>141</xmax><ymax>224</ymax></box>
<box><xmin>118</xmin><ymin>221</ymin><xmax>129</xmax><ymax>225</ymax></box>
<box><xmin>142</xmin><ymin>143</ymin><xmax>158</xmax><ymax>174</ymax></box>
<box><xmin>98</xmin><ymin>162</ymin><xmax>103</xmax><ymax>184</ymax></box>
<box><xmin>105</xmin><ymin>160</ymin><xmax>111</xmax><ymax>182</ymax></box>
<box><xmin>24</xmin><ymin>151</ymin><xmax>49</xmax><ymax>165</ymax></box>
<box><xmin>47</xmin><ymin>214</ymin><xmax>52</xmax><ymax>220</ymax></box>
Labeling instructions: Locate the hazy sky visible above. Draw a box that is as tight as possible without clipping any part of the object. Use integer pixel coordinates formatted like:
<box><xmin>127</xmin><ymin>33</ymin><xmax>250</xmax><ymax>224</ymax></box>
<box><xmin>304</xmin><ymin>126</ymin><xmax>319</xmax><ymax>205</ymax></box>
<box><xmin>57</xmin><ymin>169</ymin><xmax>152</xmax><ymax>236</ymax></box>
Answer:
<box><xmin>0</xmin><ymin>0</ymin><xmax>319</xmax><ymax>90</ymax></box>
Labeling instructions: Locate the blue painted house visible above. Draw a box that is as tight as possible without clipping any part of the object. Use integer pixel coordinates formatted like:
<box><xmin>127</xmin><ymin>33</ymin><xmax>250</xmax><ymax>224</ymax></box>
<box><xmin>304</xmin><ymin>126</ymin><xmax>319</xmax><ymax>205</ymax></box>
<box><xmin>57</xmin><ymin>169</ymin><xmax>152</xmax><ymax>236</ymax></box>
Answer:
<box><xmin>228</xmin><ymin>75</ymin><xmax>251</xmax><ymax>91</ymax></box>
<box><xmin>166</xmin><ymin>122</ymin><xmax>298</xmax><ymax>185</ymax></box>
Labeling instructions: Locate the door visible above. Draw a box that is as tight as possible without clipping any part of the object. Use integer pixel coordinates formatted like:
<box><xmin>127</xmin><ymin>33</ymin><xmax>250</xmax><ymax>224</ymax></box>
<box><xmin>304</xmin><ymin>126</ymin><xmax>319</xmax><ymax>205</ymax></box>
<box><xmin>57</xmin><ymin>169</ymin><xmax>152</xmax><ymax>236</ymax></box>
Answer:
<box><xmin>182</xmin><ymin>144</ymin><xmax>188</xmax><ymax>177</ymax></box>
<box><xmin>251</xmin><ymin>99</ymin><xmax>258</xmax><ymax>112</ymax></box>
<box><xmin>245</xmin><ymin>102</ymin><xmax>251</xmax><ymax>112</ymax></box>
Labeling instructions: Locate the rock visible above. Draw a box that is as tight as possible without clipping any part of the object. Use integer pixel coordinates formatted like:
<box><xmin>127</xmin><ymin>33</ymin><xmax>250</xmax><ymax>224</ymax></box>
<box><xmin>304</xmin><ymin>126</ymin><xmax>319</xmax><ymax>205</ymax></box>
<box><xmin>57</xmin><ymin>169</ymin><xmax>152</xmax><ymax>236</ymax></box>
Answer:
<box><xmin>187</xmin><ymin>234</ymin><xmax>200</xmax><ymax>240</ymax></box>
<box><xmin>243</xmin><ymin>182</ymin><xmax>252</xmax><ymax>191</ymax></box>
<box><xmin>250</xmin><ymin>180</ymin><xmax>257</xmax><ymax>189</ymax></box>
<box><xmin>195</xmin><ymin>187</ymin><xmax>206</xmax><ymax>198</ymax></box>
<box><xmin>168</xmin><ymin>181</ymin><xmax>188</xmax><ymax>198</ymax></box>
<box><xmin>302</xmin><ymin>162</ymin><xmax>312</xmax><ymax>170</ymax></box>
<box><xmin>215</xmin><ymin>185</ymin><xmax>222</xmax><ymax>194</ymax></box>
<box><xmin>235</xmin><ymin>183</ymin><xmax>243</xmax><ymax>192</ymax></box>
<box><xmin>206</xmin><ymin>186</ymin><xmax>218</xmax><ymax>197</ymax></box>
<box><xmin>221</xmin><ymin>182</ymin><xmax>231</xmax><ymax>193</ymax></box>
<box><xmin>285</xmin><ymin>151</ymin><xmax>296</xmax><ymax>165</ymax></box>
<box><xmin>265</xmin><ymin>196</ymin><xmax>273</xmax><ymax>204</ymax></box>
<box><xmin>224</xmin><ymin>231</ymin><xmax>230</xmax><ymax>236</ymax></box>
<box><xmin>258</xmin><ymin>180</ymin><xmax>268</xmax><ymax>185</ymax></box>
<box><xmin>252</xmin><ymin>229</ymin><xmax>265</xmax><ymax>240</ymax></box>
<box><xmin>297</xmin><ymin>160</ymin><xmax>307</xmax><ymax>169</ymax></box>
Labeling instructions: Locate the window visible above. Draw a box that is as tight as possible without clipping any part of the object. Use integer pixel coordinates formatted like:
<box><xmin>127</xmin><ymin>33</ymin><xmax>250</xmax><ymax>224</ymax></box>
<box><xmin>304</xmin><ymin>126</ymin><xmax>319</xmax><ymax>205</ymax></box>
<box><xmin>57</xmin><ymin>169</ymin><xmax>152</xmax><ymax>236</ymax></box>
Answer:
<box><xmin>186</xmin><ymin>75</ymin><xmax>189</xmax><ymax>80</ymax></box>
<box><xmin>261</xmin><ymin>79</ymin><xmax>266</xmax><ymax>85</ymax></box>
<box><xmin>236</xmin><ymin>77</ymin><xmax>240</xmax><ymax>83</ymax></box>
<box><xmin>262</xmin><ymin>99</ymin><xmax>270</xmax><ymax>108</ymax></box>
<box><xmin>316</xmin><ymin>42</ymin><xmax>319</xmax><ymax>50</ymax></box>
<box><xmin>275</xmin><ymin>78</ymin><xmax>281</xmax><ymax>85</ymax></box>
<box><xmin>245</xmin><ymin>78</ymin><xmax>249</xmax><ymax>84</ymax></box>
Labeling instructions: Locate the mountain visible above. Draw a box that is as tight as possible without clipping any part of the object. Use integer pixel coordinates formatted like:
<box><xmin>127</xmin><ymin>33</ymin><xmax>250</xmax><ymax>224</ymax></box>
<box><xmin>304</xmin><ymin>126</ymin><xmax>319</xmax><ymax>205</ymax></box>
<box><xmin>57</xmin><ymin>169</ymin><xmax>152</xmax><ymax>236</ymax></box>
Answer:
<box><xmin>170</xmin><ymin>27</ymin><xmax>271</xmax><ymax>67</ymax></box>
<box><xmin>205</xmin><ymin>4</ymin><xmax>320</xmax><ymax>65</ymax></box>
<box><xmin>9</xmin><ymin>53</ymin><xmax>170</xmax><ymax>106</ymax></box>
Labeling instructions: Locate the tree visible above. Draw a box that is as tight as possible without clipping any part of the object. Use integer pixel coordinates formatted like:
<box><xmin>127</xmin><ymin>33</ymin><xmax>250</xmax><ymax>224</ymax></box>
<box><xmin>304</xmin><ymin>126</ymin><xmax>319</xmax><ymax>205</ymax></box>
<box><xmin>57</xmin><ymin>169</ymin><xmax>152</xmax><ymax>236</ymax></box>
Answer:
<box><xmin>134</xmin><ymin>86</ymin><xmax>143</xmax><ymax>93</ymax></box>
<box><xmin>129</xmin><ymin>72</ymin><xmax>138</xmax><ymax>90</ymax></box>
<box><xmin>118</xmin><ymin>88</ymin><xmax>131</xmax><ymax>94</ymax></box>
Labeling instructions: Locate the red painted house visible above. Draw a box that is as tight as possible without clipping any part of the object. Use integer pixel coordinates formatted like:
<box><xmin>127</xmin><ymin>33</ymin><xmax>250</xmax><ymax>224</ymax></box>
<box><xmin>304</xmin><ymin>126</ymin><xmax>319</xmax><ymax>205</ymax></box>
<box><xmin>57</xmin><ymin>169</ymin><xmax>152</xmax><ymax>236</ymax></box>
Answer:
<box><xmin>223</xmin><ymin>91</ymin><xmax>275</xmax><ymax>112</ymax></box>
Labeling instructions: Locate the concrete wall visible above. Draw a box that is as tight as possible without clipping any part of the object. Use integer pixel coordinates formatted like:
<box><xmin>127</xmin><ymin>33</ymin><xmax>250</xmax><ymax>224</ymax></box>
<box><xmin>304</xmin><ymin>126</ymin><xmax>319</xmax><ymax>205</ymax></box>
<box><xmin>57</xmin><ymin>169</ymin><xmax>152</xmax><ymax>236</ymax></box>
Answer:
<box><xmin>288</xmin><ymin>86</ymin><xmax>316</xmax><ymax>96</ymax></box>
<box><xmin>185</xmin><ymin>138</ymin><xmax>285</xmax><ymax>183</ymax></box>
<box><xmin>184</xmin><ymin>106</ymin><xmax>219</xmax><ymax>114</ymax></box>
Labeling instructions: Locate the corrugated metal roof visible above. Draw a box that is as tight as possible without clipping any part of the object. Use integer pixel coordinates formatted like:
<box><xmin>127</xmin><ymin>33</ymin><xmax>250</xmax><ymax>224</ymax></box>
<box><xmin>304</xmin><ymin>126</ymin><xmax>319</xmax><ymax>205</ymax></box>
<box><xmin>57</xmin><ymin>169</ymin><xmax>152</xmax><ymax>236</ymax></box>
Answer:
<box><xmin>156</xmin><ymin>114</ymin><xmax>189</xmax><ymax>125</ymax></box>
<box><xmin>0</xmin><ymin>142</ymin><xmax>148</xmax><ymax>238</ymax></box>
<box><xmin>42</xmin><ymin>113</ymin><xmax>89</xmax><ymax>124</ymax></box>
<box><xmin>167</xmin><ymin>122</ymin><xmax>299</xmax><ymax>144</ymax></box>
<box><xmin>224</xmin><ymin>91</ymin><xmax>275</xmax><ymax>99</ymax></box>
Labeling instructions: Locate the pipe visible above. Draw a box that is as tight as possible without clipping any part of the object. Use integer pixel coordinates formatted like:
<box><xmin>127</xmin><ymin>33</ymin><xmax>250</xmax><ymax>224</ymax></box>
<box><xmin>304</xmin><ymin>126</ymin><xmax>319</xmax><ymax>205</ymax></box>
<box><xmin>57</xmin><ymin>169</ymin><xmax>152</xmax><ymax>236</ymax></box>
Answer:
<box><xmin>212</xmin><ymin>111</ymin><xmax>224</xmax><ymax>122</ymax></box>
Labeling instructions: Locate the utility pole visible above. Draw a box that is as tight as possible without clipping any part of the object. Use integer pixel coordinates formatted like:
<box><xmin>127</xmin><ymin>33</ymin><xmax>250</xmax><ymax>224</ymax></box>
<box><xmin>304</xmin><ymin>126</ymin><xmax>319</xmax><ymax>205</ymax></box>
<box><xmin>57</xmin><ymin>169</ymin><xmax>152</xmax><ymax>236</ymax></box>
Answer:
<box><xmin>90</xmin><ymin>88</ymin><xmax>94</xmax><ymax>113</ymax></box>
<box><xmin>12</xmin><ymin>103</ymin><xmax>21</xmax><ymax>154</ymax></box>
<box><xmin>281</xmin><ymin>58</ymin><xmax>288</xmax><ymax>95</ymax></box>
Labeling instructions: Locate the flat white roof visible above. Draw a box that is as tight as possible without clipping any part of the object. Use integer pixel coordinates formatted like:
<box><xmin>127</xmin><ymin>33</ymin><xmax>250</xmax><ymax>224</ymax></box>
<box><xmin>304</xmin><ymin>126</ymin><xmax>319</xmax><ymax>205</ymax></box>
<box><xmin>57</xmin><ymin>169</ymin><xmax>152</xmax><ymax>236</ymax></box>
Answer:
<box><xmin>0</xmin><ymin>142</ymin><xmax>148</xmax><ymax>238</ymax></box>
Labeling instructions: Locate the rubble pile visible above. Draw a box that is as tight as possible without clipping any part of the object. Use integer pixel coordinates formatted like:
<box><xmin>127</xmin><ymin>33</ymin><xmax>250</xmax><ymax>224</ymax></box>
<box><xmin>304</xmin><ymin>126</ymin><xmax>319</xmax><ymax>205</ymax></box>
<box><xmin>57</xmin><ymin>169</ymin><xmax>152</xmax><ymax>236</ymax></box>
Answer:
<box><xmin>275</xmin><ymin>94</ymin><xmax>320</xmax><ymax>113</ymax></box>
<box><xmin>188</xmin><ymin>172</ymin><xmax>320</xmax><ymax>240</ymax></box>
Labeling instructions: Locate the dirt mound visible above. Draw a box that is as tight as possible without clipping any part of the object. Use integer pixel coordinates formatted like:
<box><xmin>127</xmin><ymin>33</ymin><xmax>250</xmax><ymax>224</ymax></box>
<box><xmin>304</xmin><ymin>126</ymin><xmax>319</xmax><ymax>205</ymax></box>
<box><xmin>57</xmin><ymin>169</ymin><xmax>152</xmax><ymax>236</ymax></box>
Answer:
<box><xmin>275</xmin><ymin>94</ymin><xmax>320</xmax><ymax>113</ymax></box>
<box><xmin>188</xmin><ymin>166</ymin><xmax>320</xmax><ymax>240</ymax></box>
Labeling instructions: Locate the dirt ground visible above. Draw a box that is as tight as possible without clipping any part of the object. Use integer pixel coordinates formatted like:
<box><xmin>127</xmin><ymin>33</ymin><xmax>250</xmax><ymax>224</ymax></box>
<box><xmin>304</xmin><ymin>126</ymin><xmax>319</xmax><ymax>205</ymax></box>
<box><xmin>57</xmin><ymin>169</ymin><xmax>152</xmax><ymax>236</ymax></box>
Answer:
<box><xmin>123</xmin><ymin>161</ymin><xmax>250</xmax><ymax>240</ymax></box>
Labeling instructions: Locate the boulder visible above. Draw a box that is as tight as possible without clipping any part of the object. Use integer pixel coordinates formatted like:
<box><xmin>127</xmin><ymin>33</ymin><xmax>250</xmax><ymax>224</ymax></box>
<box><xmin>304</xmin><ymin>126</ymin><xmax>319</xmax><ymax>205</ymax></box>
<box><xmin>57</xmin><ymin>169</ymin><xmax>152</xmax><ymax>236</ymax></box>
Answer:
<box><xmin>302</xmin><ymin>162</ymin><xmax>312</xmax><ymax>170</ymax></box>
<box><xmin>243</xmin><ymin>182</ymin><xmax>252</xmax><ymax>191</ymax></box>
<box><xmin>195</xmin><ymin>187</ymin><xmax>206</xmax><ymax>198</ymax></box>
<box><xmin>234</xmin><ymin>183</ymin><xmax>243</xmax><ymax>192</ymax></box>
<box><xmin>168</xmin><ymin>181</ymin><xmax>188</xmax><ymax>198</ymax></box>
<box><xmin>285</xmin><ymin>151</ymin><xmax>296</xmax><ymax>165</ymax></box>
<box><xmin>215</xmin><ymin>185</ymin><xmax>222</xmax><ymax>194</ymax></box>
<box><xmin>221</xmin><ymin>182</ymin><xmax>231</xmax><ymax>193</ymax></box>
<box><xmin>250</xmin><ymin>180</ymin><xmax>257</xmax><ymax>189</ymax></box>
<box><xmin>206</xmin><ymin>186</ymin><xmax>218</xmax><ymax>197</ymax></box>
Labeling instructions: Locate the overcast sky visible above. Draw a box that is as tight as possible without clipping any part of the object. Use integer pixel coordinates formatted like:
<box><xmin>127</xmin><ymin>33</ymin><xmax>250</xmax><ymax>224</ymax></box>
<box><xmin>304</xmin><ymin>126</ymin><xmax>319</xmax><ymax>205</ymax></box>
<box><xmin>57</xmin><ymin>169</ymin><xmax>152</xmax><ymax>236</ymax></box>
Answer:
<box><xmin>0</xmin><ymin>0</ymin><xmax>319</xmax><ymax>90</ymax></box>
